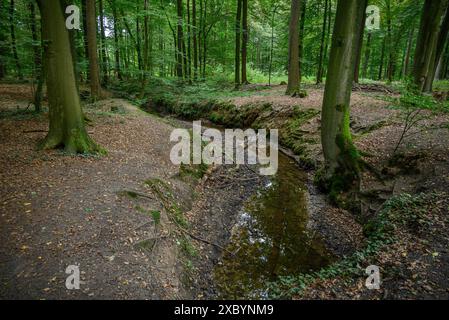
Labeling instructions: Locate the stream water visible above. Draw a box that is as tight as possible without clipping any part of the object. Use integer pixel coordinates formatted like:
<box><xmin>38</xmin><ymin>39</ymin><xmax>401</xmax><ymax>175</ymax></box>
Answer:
<box><xmin>213</xmin><ymin>153</ymin><xmax>333</xmax><ymax>299</ymax></box>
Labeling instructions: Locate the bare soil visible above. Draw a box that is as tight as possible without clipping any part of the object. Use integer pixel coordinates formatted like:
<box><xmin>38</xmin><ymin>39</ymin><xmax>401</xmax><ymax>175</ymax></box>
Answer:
<box><xmin>1</xmin><ymin>83</ymin><xmax>448</xmax><ymax>300</ymax></box>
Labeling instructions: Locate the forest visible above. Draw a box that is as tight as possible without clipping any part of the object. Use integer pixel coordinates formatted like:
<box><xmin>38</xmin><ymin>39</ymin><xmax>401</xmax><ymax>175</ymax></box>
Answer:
<box><xmin>0</xmin><ymin>0</ymin><xmax>449</xmax><ymax>301</ymax></box>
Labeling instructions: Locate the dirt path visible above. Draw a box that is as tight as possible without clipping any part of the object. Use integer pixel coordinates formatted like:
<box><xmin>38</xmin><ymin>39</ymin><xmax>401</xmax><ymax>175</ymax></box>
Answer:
<box><xmin>0</xmin><ymin>92</ymin><xmax>192</xmax><ymax>299</ymax></box>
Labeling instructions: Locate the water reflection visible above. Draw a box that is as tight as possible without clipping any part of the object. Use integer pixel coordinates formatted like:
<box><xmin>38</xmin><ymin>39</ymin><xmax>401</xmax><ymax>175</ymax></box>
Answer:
<box><xmin>214</xmin><ymin>154</ymin><xmax>332</xmax><ymax>299</ymax></box>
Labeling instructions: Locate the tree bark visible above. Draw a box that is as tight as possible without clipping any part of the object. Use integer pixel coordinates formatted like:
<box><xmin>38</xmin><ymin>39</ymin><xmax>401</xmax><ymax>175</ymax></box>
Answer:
<box><xmin>81</xmin><ymin>0</ymin><xmax>90</xmax><ymax>81</ymax></box>
<box><xmin>86</xmin><ymin>0</ymin><xmax>102</xmax><ymax>100</ymax></box>
<box><xmin>402</xmin><ymin>27</ymin><xmax>414</xmax><ymax>78</ymax></box>
<box><xmin>320</xmin><ymin>0</ymin><xmax>365</xmax><ymax>198</ymax></box>
<box><xmin>353</xmin><ymin>0</ymin><xmax>368</xmax><ymax>83</ymax></box>
<box><xmin>286</xmin><ymin>0</ymin><xmax>301</xmax><ymax>96</ymax></box>
<box><xmin>378</xmin><ymin>37</ymin><xmax>386</xmax><ymax>80</ymax></box>
<box><xmin>235</xmin><ymin>0</ymin><xmax>242</xmax><ymax>88</ymax></box>
<box><xmin>110</xmin><ymin>0</ymin><xmax>122</xmax><ymax>80</ymax></box>
<box><xmin>29</xmin><ymin>2</ymin><xmax>44</xmax><ymax>112</ymax></box>
<box><xmin>413</xmin><ymin>0</ymin><xmax>447</xmax><ymax>92</ymax></box>
<box><xmin>241</xmin><ymin>0</ymin><xmax>248</xmax><ymax>84</ymax></box>
<box><xmin>316</xmin><ymin>0</ymin><xmax>328</xmax><ymax>84</ymax></box>
<box><xmin>36</xmin><ymin>0</ymin><xmax>101</xmax><ymax>154</ymax></box>
<box><xmin>427</xmin><ymin>5</ymin><xmax>449</xmax><ymax>88</ymax></box>
<box><xmin>176</xmin><ymin>0</ymin><xmax>184</xmax><ymax>79</ymax></box>
<box><xmin>192</xmin><ymin>0</ymin><xmax>198</xmax><ymax>81</ymax></box>
<box><xmin>9</xmin><ymin>0</ymin><xmax>22</xmax><ymax>80</ymax></box>
<box><xmin>298</xmin><ymin>0</ymin><xmax>306</xmax><ymax>84</ymax></box>
<box><xmin>99</xmin><ymin>0</ymin><xmax>108</xmax><ymax>85</ymax></box>
<box><xmin>362</xmin><ymin>32</ymin><xmax>371</xmax><ymax>79</ymax></box>
<box><xmin>0</xmin><ymin>0</ymin><xmax>8</xmax><ymax>79</ymax></box>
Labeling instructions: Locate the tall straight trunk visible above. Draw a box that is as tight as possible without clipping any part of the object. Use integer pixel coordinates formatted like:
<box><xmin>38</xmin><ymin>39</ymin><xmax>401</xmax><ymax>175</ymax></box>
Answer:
<box><xmin>0</xmin><ymin>0</ymin><xmax>7</xmax><ymax>79</ymax></box>
<box><xmin>427</xmin><ymin>6</ymin><xmax>449</xmax><ymax>89</ymax></box>
<box><xmin>99</xmin><ymin>0</ymin><xmax>108</xmax><ymax>85</ymax></box>
<box><xmin>298</xmin><ymin>0</ymin><xmax>306</xmax><ymax>84</ymax></box>
<box><xmin>176</xmin><ymin>0</ymin><xmax>184</xmax><ymax>79</ymax></box>
<box><xmin>316</xmin><ymin>0</ymin><xmax>328</xmax><ymax>84</ymax></box>
<box><xmin>320</xmin><ymin>0</ymin><xmax>365</xmax><ymax>196</ymax></box>
<box><xmin>286</xmin><ymin>0</ymin><xmax>301</xmax><ymax>96</ymax></box>
<box><xmin>362</xmin><ymin>32</ymin><xmax>372</xmax><ymax>79</ymax></box>
<box><xmin>235</xmin><ymin>0</ymin><xmax>242</xmax><ymax>88</ymax></box>
<box><xmin>86</xmin><ymin>0</ymin><xmax>102</xmax><ymax>100</ymax></box>
<box><xmin>378</xmin><ymin>37</ymin><xmax>386</xmax><ymax>80</ymax></box>
<box><xmin>187</xmin><ymin>0</ymin><xmax>192</xmax><ymax>83</ymax></box>
<box><xmin>202</xmin><ymin>1</ymin><xmax>207</xmax><ymax>78</ymax></box>
<box><xmin>192</xmin><ymin>0</ymin><xmax>198</xmax><ymax>80</ymax></box>
<box><xmin>111</xmin><ymin>1</ymin><xmax>122</xmax><ymax>80</ymax></box>
<box><xmin>268</xmin><ymin>4</ymin><xmax>278</xmax><ymax>86</ymax></box>
<box><xmin>322</xmin><ymin>0</ymin><xmax>332</xmax><ymax>80</ymax></box>
<box><xmin>36</xmin><ymin>0</ymin><xmax>100</xmax><ymax>154</ymax></box>
<box><xmin>198</xmin><ymin>0</ymin><xmax>203</xmax><ymax>76</ymax></box>
<box><xmin>354</xmin><ymin>0</ymin><xmax>368</xmax><ymax>83</ymax></box>
<box><xmin>81</xmin><ymin>0</ymin><xmax>89</xmax><ymax>81</ymax></box>
<box><xmin>402</xmin><ymin>27</ymin><xmax>414</xmax><ymax>78</ymax></box>
<box><xmin>241</xmin><ymin>0</ymin><xmax>248</xmax><ymax>84</ymax></box>
<box><xmin>413</xmin><ymin>0</ymin><xmax>447</xmax><ymax>92</ymax></box>
<box><xmin>121</xmin><ymin>8</ymin><xmax>143</xmax><ymax>73</ymax></box>
<box><xmin>29</xmin><ymin>2</ymin><xmax>44</xmax><ymax>112</ymax></box>
<box><xmin>9</xmin><ymin>0</ymin><xmax>22</xmax><ymax>80</ymax></box>
<box><xmin>140</xmin><ymin>0</ymin><xmax>150</xmax><ymax>98</ymax></box>
<box><xmin>386</xmin><ymin>0</ymin><xmax>395</xmax><ymax>83</ymax></box>
<box><xmin>136</xmin><ymin>18</ymin><xmax>142</xmax><ymax>71</ymax></box>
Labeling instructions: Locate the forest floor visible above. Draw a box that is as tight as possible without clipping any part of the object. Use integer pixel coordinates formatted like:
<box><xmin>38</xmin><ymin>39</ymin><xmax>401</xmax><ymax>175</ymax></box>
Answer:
<box><xmin>1</xmin><ymin>83</ymin><xmax>448</xmax><ymax>300</ymax></box>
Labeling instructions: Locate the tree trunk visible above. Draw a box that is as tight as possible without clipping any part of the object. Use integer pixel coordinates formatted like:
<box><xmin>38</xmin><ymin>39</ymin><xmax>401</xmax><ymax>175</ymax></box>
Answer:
<box><xmin>286</xmin><ymin>0</ymin><xmax>301</xmax><ymax>96</ymax></box>
<box><xmin>402</xmin><ymin>27</ymin><xmax>414</xmax><ymax>78</ymax></box>
<box><xmin>176</xmin><ymin>0</ymin><xmax>184</xmax><ymax>79</ymax></box>
<box><xmin>9</xmin><ymin>0</ymin><xmax>22</xmax><ymax>80</ymax></box>
<box><xmin>140</xmin><ymin>0</ymin><xmax>150</xmax><ymax>98</ymax></box>
<box><xmin>81</xmin><ymin>0</ymin><xmax>90</xmax><ymax>81</ymax></box>
<box><xmin>86</xmin><ymin>0</ymin><xmax>102</xmax><ymax>100</ymax></box>
<box><xmin>353</xmin><ymin>0</ymin><xmax>368</xmax><ymax>83</ymax></box>
<box><xmin>0</xmin><ymin>0</ymin><xmax>7</xmax><ymax>79</ymax></box>
<box><xmin>29</xmin><ymin>2</ymin><xmax>44</xmax><ymax>112</ymax></box>
<box><xmin>316</xmin><ymin>0</ymin><xmax>328</xmax><ymax>84</ymax></box>
<box><xmin>235</xmin><ymin>0</ymin><xmax>242</xmax><ymax>88</ymax></box>
<box><xmin>111</xmin><ymin>0</ymin><xmax>122</xmax><ymax>80</ymax></box>
<box><xmin>320</xmin><ymin>0</ymin><xmax>365</xmax><ymax>200</ymax></box>
<box><xmin>386</xmin><ymin>0</ymin><xmax>395</xmax><ymax>83</ymax></box>
<box><xmin>187</xmin><ymin>0</ymin><xmax>192</xmax><ymax>83</ymax></box>
<box><xmin>192</xmin><ymin>0</ymin><xmax>198</xmax><ymax>81</ymax></box>
<box><xmin>268</xmin><ymin>4</ymin><xmax>279</xmax><ymax>86</ymax></box>
<box><xmin>241</xmin><ymin>0</ymin><xmax>248</xmax><ymax>84</ymax></box>
<box><xmin>413</xmin><ymin>0</ymin><xmax>447</xmax><ymax>92</ymax></box>
<box><xmin>202</xmin><ymin>2</ymin><xmax>207</xmax><ymax>79</ymax></box>
<box><xmin>298</xmin><ymin>0</ymin><xmax>306</xmax><ymax>84</ymax></box>
<box><xmin>426</xmin><ymin>5</ymin><xmax>449</xmax><ymax>89</ymax></box>
<box><xmin>378</xmin><ymin>37</ymin><xmax>386</xmax><ymax>80</ymax></box>
<box><xmin>36</xmin><ymin>0</ymin><xmax>101</xmax><ymax>154</ymax></box>
<box><xmin>99</xmin><ymin>0</ymin><xmax>108</xmax><ymax>85</ymax></box>
<box><xmin>362</xmin><ymin>32</ymin><xmax>371</xmax><ymax>79</ymax></box>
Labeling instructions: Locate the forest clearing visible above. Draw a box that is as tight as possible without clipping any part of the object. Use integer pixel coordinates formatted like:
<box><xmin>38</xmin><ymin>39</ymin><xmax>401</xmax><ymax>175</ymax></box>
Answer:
<box><xmin>1</xmin><ymin>0</ymin><xmax>449</xmax><ymax>304</ymax></box>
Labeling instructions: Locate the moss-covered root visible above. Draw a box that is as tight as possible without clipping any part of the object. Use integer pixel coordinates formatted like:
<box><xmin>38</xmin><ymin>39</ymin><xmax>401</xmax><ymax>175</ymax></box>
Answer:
<box><xmin>285</xmin><ymin>88</ymin><xmax>308</xmax><ymax>98</ymax></box>
<box><xmin>316</xmin><ymin>135</ymin><xmax>362</xmax><ymax>211</ymax></box>
<box><xmin>39</xmin><ymin>128</ymin><xmax>105</xmax><ymax>155</ymax></box>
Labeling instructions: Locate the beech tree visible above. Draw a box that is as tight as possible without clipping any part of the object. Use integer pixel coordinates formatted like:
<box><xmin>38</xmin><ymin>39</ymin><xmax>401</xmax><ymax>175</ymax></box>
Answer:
<box><xmin>86</xmin><ymin>0</ymin><xmax>102</xmax><ymax>100</ymax></box>
<box><xmin>320</xmin><ymin>0</ymin><xmax>365</xmax><ymax>199</ymax></box>
<box><xmin>413</xmin><ymin>0</ymin><xmax>448</xmax><ymax>92</ymax></box>
<box><xmin>36</xmin><ymin>0</ymin><xmax>101</xmax><ymax>154</ymax></box>
<box><xmin>285</xmin><ymin>0</ymin><xmax>301</xmax><ymax>96</ymax></box>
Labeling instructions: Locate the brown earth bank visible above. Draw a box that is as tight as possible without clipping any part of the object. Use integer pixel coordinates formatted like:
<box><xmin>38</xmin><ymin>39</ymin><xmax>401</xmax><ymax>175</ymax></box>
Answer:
<box><xmin>144</xmin><ymin>83</ymin><xmax>449</xmax><ymax>299</ymax></box>
<box><xmin>0</xmin><ymin>83</ymin><xmax>448</xmax><ymax>300</ymax></box>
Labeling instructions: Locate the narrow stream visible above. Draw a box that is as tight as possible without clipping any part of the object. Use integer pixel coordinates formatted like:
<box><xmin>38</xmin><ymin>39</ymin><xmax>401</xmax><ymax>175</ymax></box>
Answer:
<box><xmin>213</xmin><ymin>154</ymin><xmax>333</xmax><ymax>299</ymax></box>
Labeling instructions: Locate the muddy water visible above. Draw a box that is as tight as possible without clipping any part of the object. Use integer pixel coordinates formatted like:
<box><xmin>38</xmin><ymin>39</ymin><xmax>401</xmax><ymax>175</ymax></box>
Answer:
<box><xmin>213</xmin><ymin>154</ymin><xmax>333</xmax><ymax>299</ymax></box>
